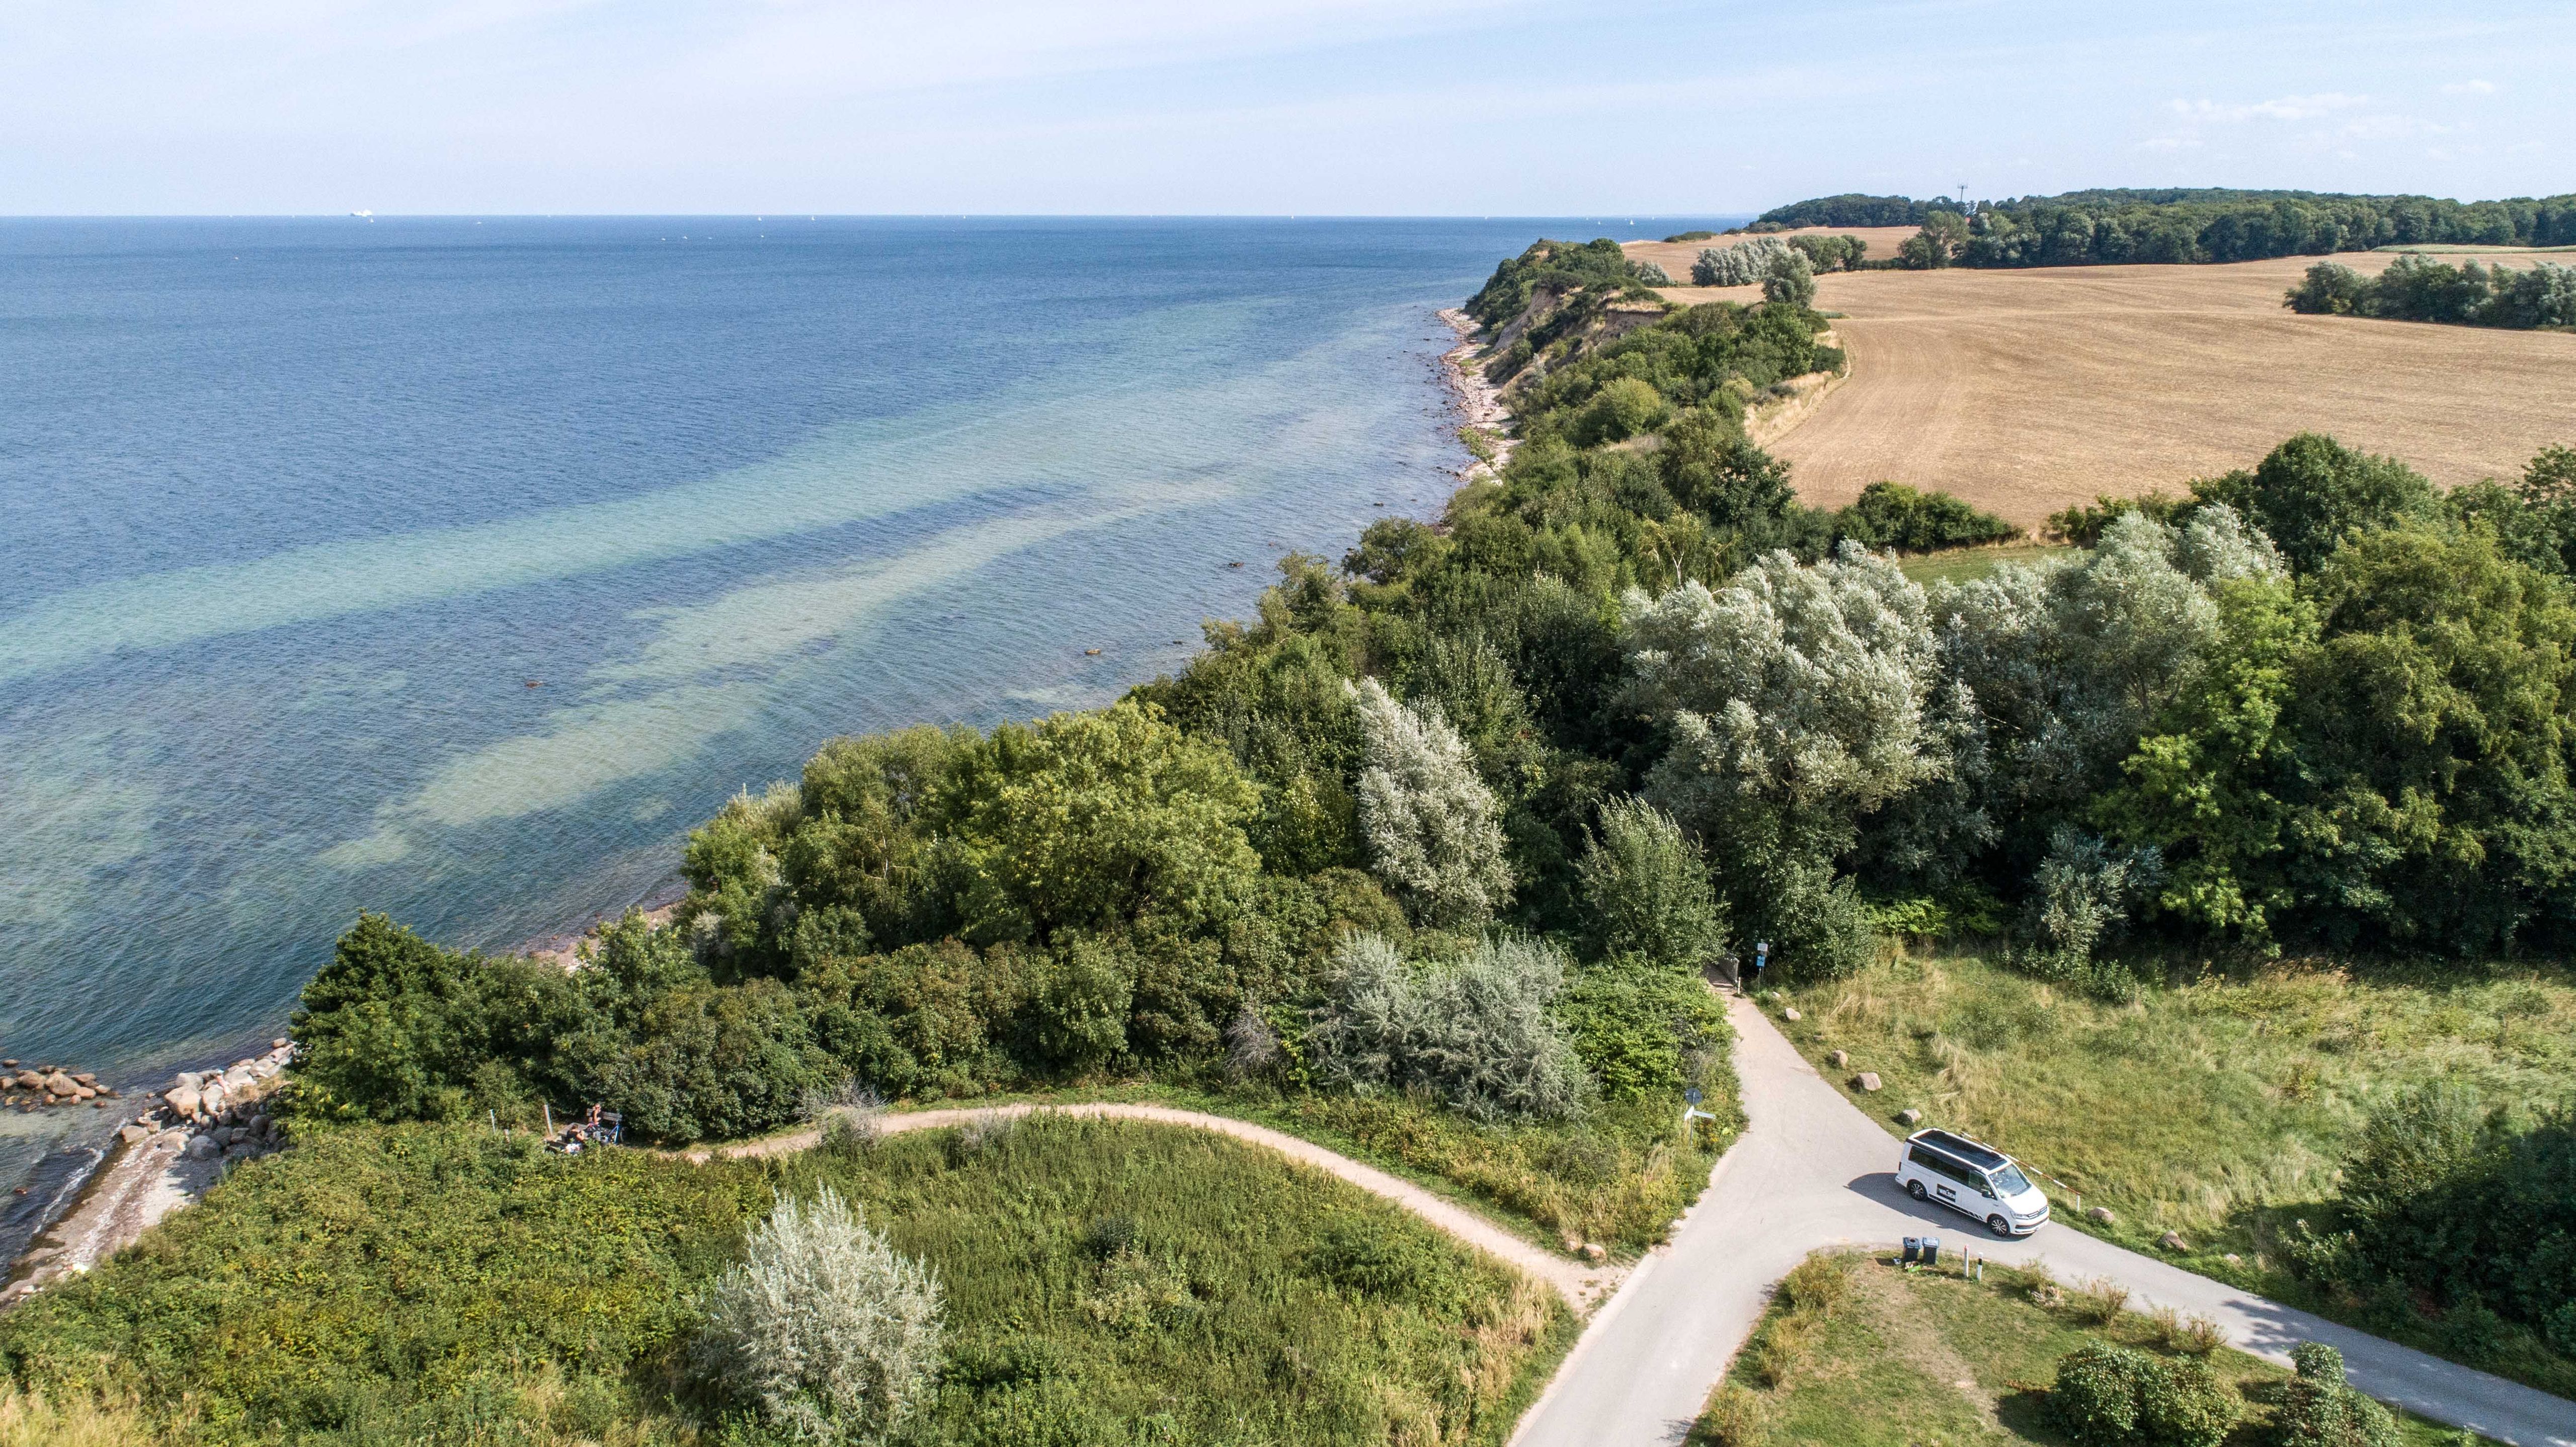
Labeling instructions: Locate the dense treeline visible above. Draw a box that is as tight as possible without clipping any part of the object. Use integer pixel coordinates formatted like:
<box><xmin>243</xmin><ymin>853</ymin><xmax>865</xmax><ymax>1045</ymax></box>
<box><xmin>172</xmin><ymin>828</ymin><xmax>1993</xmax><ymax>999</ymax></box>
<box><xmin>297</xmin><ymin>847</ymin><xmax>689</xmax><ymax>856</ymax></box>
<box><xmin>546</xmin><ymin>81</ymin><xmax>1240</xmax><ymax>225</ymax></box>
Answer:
<box><xmin>1758</xmin><ymin>187</ymin><xmax>2576</xmax><ymax>269</ymax></box>
<box><xmin>287</xmin><ymin>260</ymin><xmax>2011</xmax><ymax>1150</ymax></box>
<box><xmin>2287</xmin><ymin>255</ymin><xmax>2576</xmax><ymax>330</ymax></box>
<box><xmin>293</xmin><ymin>239</ymin><xmax>2575</xmax><ymax>1192</ymax></box>
<box><xmin>1751</xmin><ymin>193</ymin><xmax>1944</xmax><ymax>229</ymax></box>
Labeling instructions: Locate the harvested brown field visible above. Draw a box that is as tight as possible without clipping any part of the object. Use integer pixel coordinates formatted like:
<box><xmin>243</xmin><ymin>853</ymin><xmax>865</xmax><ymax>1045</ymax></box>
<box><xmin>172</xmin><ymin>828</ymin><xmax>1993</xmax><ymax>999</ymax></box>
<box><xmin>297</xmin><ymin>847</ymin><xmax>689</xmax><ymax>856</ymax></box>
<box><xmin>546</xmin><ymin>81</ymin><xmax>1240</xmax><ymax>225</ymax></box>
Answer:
<box><xmin>1620</xmin><ymin>245</ymin><xmax>2576</xmax><ymax>525</ymax></box>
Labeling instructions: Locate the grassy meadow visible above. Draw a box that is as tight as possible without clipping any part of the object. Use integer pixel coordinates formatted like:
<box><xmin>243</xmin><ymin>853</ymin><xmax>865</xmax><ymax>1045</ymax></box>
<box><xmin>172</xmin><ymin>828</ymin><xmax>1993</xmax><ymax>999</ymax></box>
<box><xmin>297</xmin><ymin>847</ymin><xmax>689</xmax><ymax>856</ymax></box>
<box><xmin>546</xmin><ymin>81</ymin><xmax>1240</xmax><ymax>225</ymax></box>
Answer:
<box><xmin>1893</xmin><ymin>543</ymin><xmax>2076</xmax><ymax>587</ymax></box>
<box><xmin>1769</xmin><ymin>950</ymin><xmax>2576</xmax><ymax>1396</ymax></box>
<box><xmin>1692</xmin><ymin>1251</ymin><xmax>2491</xmax><ymax>1446</ymax></box>
<box><xmin>0</xmin><ymin>1116</ymin><xmax>1572</xmax><ymax>1446</ymax></box>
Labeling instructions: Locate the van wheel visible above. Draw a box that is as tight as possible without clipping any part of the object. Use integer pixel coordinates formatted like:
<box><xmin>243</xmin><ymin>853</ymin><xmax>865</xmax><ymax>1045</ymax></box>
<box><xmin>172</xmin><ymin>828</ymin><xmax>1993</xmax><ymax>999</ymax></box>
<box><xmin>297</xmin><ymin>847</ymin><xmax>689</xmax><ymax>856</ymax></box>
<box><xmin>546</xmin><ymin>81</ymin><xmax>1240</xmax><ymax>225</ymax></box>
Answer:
<box><xmin>1907</xmin><ymin>1180</ymin><xmax>1929</xmax><ymax>1201</ymax></box>
<box><xmin>1987</xmin><ymin>1216</ymin><xmax>2013</xmax><ymax>1238</ymax></box>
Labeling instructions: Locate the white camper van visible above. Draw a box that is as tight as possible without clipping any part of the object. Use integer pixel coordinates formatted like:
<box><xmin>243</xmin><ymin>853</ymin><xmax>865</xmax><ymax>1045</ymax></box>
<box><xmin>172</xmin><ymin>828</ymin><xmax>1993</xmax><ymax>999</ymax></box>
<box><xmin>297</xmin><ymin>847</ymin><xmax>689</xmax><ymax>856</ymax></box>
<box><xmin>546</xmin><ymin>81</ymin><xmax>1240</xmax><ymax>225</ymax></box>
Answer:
<box><xmin>1897</xmin><ymin>1128</ymin><xmax>2050</xmax><ymax>1237</ymax></box>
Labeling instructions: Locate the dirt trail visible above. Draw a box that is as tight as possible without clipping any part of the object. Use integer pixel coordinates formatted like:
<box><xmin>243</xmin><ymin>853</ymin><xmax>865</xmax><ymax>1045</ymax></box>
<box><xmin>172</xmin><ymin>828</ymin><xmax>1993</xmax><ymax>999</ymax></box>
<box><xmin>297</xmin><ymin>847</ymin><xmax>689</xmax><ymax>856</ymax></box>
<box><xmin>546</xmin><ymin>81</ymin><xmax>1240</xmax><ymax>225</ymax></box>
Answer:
<box><xmin>690</xmin><ymin>1100</ymin><xmax>1619</xmax><ymax>1308</ymax></box>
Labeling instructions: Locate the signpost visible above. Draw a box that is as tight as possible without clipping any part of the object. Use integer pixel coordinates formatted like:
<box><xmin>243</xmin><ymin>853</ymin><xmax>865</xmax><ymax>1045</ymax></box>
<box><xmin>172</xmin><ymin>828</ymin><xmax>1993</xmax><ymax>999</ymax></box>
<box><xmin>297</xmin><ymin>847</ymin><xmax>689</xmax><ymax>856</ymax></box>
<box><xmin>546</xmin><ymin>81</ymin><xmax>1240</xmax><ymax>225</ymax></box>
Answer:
<box><xmin>1682</xmin><ymin>1085</ymin><xmax>1717</xmax><ymax>1124</ymax></box>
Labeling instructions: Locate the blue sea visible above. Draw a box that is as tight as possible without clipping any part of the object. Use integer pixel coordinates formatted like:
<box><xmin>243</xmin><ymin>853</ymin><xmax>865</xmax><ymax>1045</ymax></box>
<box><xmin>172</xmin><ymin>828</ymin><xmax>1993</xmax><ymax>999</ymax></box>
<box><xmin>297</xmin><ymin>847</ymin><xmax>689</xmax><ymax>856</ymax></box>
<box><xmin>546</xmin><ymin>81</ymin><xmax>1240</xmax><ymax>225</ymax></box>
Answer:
<box><xmin>0</xmin><ymin>214</ymin><xmax>1740</xmax><ymax>1240</ymax></box>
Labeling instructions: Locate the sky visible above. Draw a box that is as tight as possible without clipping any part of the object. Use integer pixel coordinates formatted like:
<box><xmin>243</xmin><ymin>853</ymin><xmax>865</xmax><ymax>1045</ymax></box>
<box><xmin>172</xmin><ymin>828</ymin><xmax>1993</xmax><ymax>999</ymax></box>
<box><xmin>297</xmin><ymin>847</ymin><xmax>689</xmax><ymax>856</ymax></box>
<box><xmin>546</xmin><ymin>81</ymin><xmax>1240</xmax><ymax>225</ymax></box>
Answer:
<box><xmin>3</xmin><ymin>0</ymin><xmax>2569</xmax><ymax>215</ymax></box>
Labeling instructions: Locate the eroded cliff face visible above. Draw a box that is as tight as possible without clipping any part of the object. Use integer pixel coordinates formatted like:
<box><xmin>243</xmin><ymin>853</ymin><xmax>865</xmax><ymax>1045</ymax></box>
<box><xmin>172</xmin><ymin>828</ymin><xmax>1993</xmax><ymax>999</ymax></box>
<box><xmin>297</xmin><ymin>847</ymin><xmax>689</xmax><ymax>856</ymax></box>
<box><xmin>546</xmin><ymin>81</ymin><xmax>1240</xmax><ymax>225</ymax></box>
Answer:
<box><xmin>1477</xmin><ymin>283</ymin><xmax>1672</xmax><ymax>398</ymax></box>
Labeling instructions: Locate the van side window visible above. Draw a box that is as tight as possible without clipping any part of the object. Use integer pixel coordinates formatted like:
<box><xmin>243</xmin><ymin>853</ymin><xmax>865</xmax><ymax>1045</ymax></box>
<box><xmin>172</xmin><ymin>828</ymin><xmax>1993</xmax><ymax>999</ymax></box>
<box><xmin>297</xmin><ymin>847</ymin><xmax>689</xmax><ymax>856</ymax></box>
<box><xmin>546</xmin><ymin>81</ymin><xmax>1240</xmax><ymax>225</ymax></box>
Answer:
<box><xmin>1908</xmin><ymin>1145</ymin><xmax>1964</xmax><ymax>1182</ymax></box>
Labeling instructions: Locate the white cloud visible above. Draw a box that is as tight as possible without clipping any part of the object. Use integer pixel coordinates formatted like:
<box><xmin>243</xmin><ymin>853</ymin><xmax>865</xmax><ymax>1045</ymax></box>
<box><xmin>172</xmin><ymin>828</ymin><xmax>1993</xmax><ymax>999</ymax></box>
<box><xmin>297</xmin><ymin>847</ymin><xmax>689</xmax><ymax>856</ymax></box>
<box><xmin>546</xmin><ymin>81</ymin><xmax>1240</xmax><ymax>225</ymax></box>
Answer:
<box><xmin>2441</xmin><ymin>78</ymin><xmax>2499</xmax><ymax>95</ymax></box>
<box><xmin>2167</xmin><ymin>92</ymin><xmax>2368</xmax><ymax>123</ymax></box>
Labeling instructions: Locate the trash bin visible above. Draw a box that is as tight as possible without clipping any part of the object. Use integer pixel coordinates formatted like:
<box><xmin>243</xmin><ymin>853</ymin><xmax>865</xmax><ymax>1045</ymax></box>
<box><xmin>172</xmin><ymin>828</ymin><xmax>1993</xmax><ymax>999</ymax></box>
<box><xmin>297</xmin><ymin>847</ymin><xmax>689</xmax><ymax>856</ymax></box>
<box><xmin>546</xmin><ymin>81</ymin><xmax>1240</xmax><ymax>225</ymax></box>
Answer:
<box><xmin>1902</xmin><ymin>1236</ymin><xmax>1920</xmax><ymax>1264</ymax></box>
<box><xmin>1922</xmin><ymin>1236</ymin><xmax>1942</xmax><ymax>1268</ymax></box>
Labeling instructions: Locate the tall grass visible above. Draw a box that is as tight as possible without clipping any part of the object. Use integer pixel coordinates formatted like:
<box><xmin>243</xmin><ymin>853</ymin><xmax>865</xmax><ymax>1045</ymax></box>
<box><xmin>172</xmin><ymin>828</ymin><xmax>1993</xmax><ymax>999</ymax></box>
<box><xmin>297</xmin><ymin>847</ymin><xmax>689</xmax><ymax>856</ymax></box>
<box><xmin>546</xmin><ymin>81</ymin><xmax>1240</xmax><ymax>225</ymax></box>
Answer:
<box><xmin>1696</xmin><ymin>1251</ymin><xmax>2491</xmax><ymax>1446</ymax></box>
<box><xmin>0</xmin><ymin>1117</ymin><xmax>1570</xmax><ymax>1446</ymax></box>
<box><xmin>1777</xmin><ymin>950</ymin><xmax>2576</xmax><ymax>1243</ymax></box>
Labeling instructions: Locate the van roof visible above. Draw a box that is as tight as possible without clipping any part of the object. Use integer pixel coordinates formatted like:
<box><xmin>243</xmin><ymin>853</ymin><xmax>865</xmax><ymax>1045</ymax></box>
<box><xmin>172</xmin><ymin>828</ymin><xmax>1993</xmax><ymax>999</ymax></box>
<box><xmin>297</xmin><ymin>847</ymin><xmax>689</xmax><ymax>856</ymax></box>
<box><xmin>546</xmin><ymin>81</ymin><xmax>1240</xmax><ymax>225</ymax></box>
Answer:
<box><xmin>1913</xmin><ymin>1128</ymin><xmax>2008</xmax><ymax>1171</ymax></box>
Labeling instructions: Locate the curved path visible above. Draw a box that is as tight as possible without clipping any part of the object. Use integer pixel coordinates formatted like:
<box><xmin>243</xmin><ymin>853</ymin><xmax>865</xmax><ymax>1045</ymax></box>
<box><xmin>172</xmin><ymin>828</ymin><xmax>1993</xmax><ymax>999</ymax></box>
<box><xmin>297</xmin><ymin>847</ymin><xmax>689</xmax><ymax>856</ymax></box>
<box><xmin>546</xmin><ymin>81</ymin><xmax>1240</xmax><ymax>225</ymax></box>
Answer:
<box><xmin>1509</xmin><ymin>995</ymin><xmax>2576</xmax><ymax>1447</ymax></box>
<box><xmin>690</xmin><ymin>1100</ymin><xmax>1619</xmax><ymax>1308</ymax></box>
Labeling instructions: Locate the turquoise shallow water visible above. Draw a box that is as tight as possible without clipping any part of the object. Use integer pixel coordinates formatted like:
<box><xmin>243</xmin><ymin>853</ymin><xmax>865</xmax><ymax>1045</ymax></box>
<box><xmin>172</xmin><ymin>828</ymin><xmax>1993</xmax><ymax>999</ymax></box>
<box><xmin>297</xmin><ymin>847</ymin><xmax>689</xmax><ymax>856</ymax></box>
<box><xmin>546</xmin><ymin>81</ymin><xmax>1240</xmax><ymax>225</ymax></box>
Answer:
<box><xmin>0</xmin><ymin>214</ymin><xmax>1737</xmax><ymax>1233</ymax></box>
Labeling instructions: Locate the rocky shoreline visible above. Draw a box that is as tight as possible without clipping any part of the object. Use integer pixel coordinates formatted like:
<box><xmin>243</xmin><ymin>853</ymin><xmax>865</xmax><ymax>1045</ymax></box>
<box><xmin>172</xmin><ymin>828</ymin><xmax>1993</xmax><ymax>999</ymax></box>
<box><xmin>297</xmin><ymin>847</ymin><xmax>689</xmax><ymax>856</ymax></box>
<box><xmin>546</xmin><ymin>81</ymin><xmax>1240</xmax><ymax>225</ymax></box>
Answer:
<box><xmin>1436</xmin><ymin>307</ymin><xmax>1515</xmax><ymax>485</ymax></box>
<box><xmin>1</xmin><ymin>1040</ymin><xmax>294</xmax><ymax>1310</ymax></box>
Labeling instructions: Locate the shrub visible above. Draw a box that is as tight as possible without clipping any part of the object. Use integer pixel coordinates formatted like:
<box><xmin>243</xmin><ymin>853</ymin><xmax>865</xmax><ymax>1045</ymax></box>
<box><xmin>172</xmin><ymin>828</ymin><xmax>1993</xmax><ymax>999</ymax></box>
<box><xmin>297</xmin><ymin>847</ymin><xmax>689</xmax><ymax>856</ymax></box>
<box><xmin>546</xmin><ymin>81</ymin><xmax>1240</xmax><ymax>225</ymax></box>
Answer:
<box><xmin>1306</xmin><ymin>1217</ymin><xmax>1462</xmax><ymax>1304</ymax></box>
<box><xmin>1833</xmin><ymin>481</ymin><xmax>2019</xmax><ymax>552</ymax></box>
<box><xmin>691</xmin><ymin>1185</ymin><xmax>944</xmax><ymax>1444</ymax></box>
<box><xmin>2073</xmin><ymin>1277</ymin><xmax>2132</xmax><ymax>1325</ymax></box>
<box><xmin>2049</xmin><ymin>1341</ymin><xmax>2151</xmax><ymax>1442</ymax></box>
<box><xmin>2045</xmin><ymin>491</ymin><xmax>2191</xmax><ymax>546</ymax></box>
<box><xmin>1553</xmin><ymin>961</ymin><xmax>1729</xmax><ymax>1099</ymax></box>
<box><xmin>1697</xmin><ymin>1381</ymin><xmax>1771</xmax><ymax>1445</ymax></box>
<box><xmin>1308</xmin><ymin>933</ymin><xmax>1590</xmax><ymax>1121</ymax></box>
<box><xmin>1693</xmin><ymin>237</ymin><xmax>1791</xmax><ymax>287</ymax></box>
<box><xmin>2137</xmin><ymin>1355</ymin><xmax>2238</xmax><ymax>1447</ymax></box>
<box><xmin>2273</xmin><ymin>1343</ymin><xmax>2400</xmax><ymax>1447</ymax></box>
<box><xmin>1575</xmin><ymin>376</ymin><xmax>1674</xmax><ymax>445</ymax></box>
<box><xmin>1578</xmin><ymin>796</ymin><xmax>1728</xmax><ymax>971</ymax></box>
<box><xmin>2018</xmin><ymin>827</ymin><xmax>2159</xmax><ymax>991</ymax></box>
<box><xmin>2048</xmin><ymin>1341</ymin><xmax>2236</xmax><ymax>1447</ymax></box>
<box><xmin>1351</xmin><ymin>678</ymin><xmax>1514</xmax><ymax>926</ymax></box>
<box><xmin>1776</xmin><ymin>1255</ymin><xmax>1850</xmax><ymax>1316</ymax></box>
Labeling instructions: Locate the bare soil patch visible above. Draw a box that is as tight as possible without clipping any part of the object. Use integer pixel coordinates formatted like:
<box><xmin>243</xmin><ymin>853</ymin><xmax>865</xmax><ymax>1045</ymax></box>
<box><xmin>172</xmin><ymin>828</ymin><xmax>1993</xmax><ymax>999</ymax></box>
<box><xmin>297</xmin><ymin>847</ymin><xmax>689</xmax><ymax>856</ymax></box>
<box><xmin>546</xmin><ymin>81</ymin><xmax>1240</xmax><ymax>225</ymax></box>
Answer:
<box><xmin>1673</xmin><ymin>250</ymin><xmax>2574</xmax><ymax>525</ymax></box>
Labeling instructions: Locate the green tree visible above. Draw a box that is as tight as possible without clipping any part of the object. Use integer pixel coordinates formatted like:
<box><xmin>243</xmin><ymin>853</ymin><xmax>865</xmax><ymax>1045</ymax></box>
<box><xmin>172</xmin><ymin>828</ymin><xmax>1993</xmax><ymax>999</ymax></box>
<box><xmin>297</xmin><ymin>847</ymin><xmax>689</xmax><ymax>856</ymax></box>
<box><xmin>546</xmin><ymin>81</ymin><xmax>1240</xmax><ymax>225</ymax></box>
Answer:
<box><xmin>2096</xmin><ymin>573</ymin><xmax>2320</xmax><ymax>942</ymax></box>
<box><xmin>1761</xmin><ymin>248</ymin><xmax>1817</xmax><ymax>307</ymax></box>
<box><xmin>1574</xmin><ymin>376</ymin><xmax>1673</xmax><ymax>445</ymax></box>
<box><xmin>943</xmin><ymin>701</ymin><xmax>1261</xmax><ymax>943</ymax></box>
<box><xmin>2284</xmin><ymin>261</ymin><xmax>2369</xmax><ymax>315</ymax></box>
<box><xmin>1351</xmin><ymin>677</ymin><xmax>1514</xmax><ymax>927</ymax></box>
<box><xmin>1658</xmin><ymin>412</ymin><xmax>1796</xmax><ymax>530</ymax></box>
<box><xmin>1578</xmin><ymin>795</ymin><xmax>1728</xmax><ymax>971</ymax></box>
<box><xmin>2192</xmin><ymin>434</ymin><xmax>2442</xmax><ymax>574</ymax></box>
<box><xmin>1898</xmin><ymin>210</ymin><xmax>1968</xmax><ymax>269</ymax></box>
<box><xmin>2284</xmin><ymin>523</ymin><xmax>2576</xmax><ymax>949</ymax></box>
<box><xmin>1623</xmin><ymin>545</ymin><xmax>1939</xmax><ymax>976</ymax></box>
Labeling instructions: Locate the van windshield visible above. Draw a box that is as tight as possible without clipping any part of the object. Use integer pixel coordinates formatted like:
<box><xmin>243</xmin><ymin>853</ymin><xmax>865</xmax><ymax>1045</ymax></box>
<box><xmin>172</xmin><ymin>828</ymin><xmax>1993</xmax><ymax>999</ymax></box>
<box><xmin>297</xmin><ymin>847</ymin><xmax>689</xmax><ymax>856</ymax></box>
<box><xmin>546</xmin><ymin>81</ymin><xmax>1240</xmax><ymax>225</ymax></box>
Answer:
<box><xmin>1989</xmin><ymin>1164</ymin><xmax>2032</xmax><ymax>1195</ymax></box>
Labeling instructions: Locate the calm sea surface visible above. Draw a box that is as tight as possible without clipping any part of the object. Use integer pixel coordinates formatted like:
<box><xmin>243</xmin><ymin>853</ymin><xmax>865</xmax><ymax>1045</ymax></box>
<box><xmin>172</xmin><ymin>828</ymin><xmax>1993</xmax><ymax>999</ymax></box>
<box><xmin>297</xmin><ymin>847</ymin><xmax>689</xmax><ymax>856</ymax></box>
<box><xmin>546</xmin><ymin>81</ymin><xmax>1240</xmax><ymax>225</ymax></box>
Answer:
<box><xmin>0</xmin><ymin>214</ymin><xmax>1739</xmax><ymax>1231</ymax></box>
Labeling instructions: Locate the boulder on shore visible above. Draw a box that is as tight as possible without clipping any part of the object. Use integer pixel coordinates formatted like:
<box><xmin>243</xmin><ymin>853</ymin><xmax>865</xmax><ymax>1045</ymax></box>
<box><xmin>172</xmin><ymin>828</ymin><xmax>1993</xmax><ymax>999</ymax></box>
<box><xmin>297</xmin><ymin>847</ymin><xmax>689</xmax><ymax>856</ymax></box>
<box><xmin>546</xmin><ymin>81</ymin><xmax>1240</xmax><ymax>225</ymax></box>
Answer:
<box><xmin>1896</xmin><ymin>1108</ymin><xmax>1924</xmax><ymax>1127</ymax></box>
<box><xmin>166</xmin><ymin>1085</ymin><xmax>201</xmax><ymax>1119</ymax></box>
<box><xmin>2087</xmin><ymin>1205</ymin><xmax>2115</xmax><ymax>1224</ymax></box>
<box><xmin>1854</xmin><ymin>1072</ymin><xmax>1883</xmax><ymax>1092</ymax></box>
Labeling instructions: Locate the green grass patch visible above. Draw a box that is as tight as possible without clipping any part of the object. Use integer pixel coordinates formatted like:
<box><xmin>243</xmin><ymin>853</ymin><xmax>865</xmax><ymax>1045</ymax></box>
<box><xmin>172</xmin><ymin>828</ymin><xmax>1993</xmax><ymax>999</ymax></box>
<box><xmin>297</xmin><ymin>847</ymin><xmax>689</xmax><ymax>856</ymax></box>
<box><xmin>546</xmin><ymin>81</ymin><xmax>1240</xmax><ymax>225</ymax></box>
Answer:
<box><xmin>1692</xmin><ymin>1251</ymin><xmax>2492</xmax><ymax>1445</ymax></box>
<box><xmin>835</xmin><ymin>1006</ymin><xmax>1747</xmax><ymax>1261</ymax></box>
<box><xmin>0</xmin><ymin>1116</ymin><xmax>1573</xmax><ymax>1446</ymax></box>
<box><xmin>1768</xmin><ymin>949</ymin><xmax>2576</xmax><ymax>1399</ymax></box>
<box><xmin>1895</xmin><ymin>543</ymin><xmax>2076</xmax><ymax>588</ymax></box>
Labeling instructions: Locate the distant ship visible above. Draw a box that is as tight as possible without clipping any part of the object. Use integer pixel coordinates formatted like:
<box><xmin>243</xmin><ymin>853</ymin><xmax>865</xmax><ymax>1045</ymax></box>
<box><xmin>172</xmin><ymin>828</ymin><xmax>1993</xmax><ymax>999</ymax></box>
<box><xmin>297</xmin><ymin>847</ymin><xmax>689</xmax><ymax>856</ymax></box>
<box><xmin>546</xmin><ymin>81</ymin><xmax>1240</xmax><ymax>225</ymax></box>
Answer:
<box><xmin>350</xmin><ymin>209</ymin><xmax>374</xmax><ymax>220</ymax></box>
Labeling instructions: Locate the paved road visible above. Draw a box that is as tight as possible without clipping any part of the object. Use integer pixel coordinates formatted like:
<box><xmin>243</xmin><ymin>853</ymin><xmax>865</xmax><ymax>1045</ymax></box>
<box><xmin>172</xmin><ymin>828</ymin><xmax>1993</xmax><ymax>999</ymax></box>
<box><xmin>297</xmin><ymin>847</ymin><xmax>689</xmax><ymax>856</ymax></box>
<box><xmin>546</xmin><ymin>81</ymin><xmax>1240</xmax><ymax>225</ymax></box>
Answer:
<box><xmin>1510</xmin><ymin>994</ymin><xmax>2576</xmax><ymax>1447</ymax></box>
